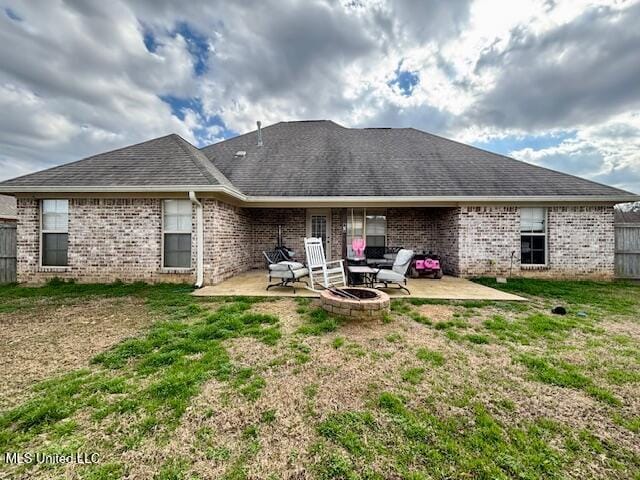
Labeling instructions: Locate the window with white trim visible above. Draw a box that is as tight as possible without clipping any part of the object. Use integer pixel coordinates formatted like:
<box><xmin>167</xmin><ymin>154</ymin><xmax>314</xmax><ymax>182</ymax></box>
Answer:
<box><xmin>41</xmin><ymin>199</ymin><xmax>69</xmax><ymax>266</ymax></box>
<box><xmin>520</xmin><ymin>207</ymin><xmax>546</xmax><ymax>265</ymax></box>
<box><xmin>163</xmin><ymin>200</ymin><xmax>192</xmax><ymax>268</ymax></box>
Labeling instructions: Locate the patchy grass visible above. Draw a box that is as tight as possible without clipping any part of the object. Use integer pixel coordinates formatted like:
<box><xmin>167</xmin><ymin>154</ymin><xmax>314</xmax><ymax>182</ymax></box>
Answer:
<box><xmin>613</xmin><ymin>414</ymin><xmax>640</xmax><ymax>434</ymax></box>
<box><xmin>474</xmin><ymin>277</ymin><xmax>640</xmax><ymax>315</ymax></box>
<box><xmin>385</xmin><ymin>332</ymin><xmax>403</xmax><ymax>343</ymax></box>
<box><xmin>517</xmin><ymin>354</ymin><xmax>621</xmax><ymax>406</ymax></box>
<box><xmin>400</xmin><ymin>367</ymin><xmax>425</xmax><ymax>385</ymax></box>
<box><xmin>0</xmin><ymin>278</ymin><xmax>151</xmax><ymax>303</ymax></box>
<box><xmin>0</xmin><ymin>284</ymin><xmax>279</xmax><ymax>476</ymax></box>
<box><xmin>483</xmin><ymin>312</ymin><xmax>595</xmax><ymax>344</ymax></box>
<box><xmin>1</xmin><ymin>278</ymin><xmax>639</xmax><ymax>479</ymax></box>
<box><xmin>296</xmin><ymin>308</ymin><xmax>341</xmax><ymax>335</ymax></box>
<box><xmin>314</xmin><ymin>392</ymin><xmax>640</xmax><ymax>478</ymax></box>
<box><xmin>465</xmin><ymin>333</ymin><xmax>491</xmax><ymax>344</ymax></box>
<box><xmin>416</xmin><ymin>347</ymin><xmax>445</xmax><ymax>366</ymax></box>
<box><xmin>606</xmin><ymin>368</ymin><xmax>640</xmax><ymax>385</ymax></box>
<box><xmin>434</xmin><ymin>319</ymin><xmax>471</xmax><ymax>330</ymax></box>
<box><xmin>314</xmin><ymin>392</ymin><xmax>566</xmax><ymax>479</ymax></box>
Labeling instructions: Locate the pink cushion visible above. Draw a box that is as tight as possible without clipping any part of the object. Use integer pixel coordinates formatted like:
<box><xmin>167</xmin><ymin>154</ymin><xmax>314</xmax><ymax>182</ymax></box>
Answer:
<box><xmin>351</xmin><ymin>238</ymin><xmax>366</xmax><ymax>257</ymax></box>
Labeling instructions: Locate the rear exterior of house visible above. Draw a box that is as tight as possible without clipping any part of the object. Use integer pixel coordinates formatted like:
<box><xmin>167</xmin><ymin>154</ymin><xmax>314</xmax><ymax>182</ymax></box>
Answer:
<box><xmin>1</xmin><ymin>121</ymin><xmax>637</xmax><ymax>285</ymax></box>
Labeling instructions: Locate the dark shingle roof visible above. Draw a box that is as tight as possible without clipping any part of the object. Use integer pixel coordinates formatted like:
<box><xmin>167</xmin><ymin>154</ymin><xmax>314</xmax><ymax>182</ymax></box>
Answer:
<box><xmin>0</xmin><ymin>134</ymin><xmax>232</xmax><ymax>188</ymax></box>
<box><xmin>201</xmin><ymin>121</ymin><xmax>637</xmax><ymax>198</ymax></box>
<box><xmin>0</xmin><ymin>121</ymin><xmax>637</xmax><ymax>201</ymax></box>
<box><xmin>615</xmin><ymin>208</ymin><xmax>640</xmax><ymax>223</ymax></box>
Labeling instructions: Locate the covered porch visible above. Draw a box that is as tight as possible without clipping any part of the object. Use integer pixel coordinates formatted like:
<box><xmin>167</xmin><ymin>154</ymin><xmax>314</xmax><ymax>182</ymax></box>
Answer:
<box><xmin>243</xmin><ymin>206</ymin><xmax>461</xmax><ymax>275</ymax></box>
<box><xmin>194</xmin><ymin>270</ymin><xmax>525</xmax><ymax>301</ymax></box>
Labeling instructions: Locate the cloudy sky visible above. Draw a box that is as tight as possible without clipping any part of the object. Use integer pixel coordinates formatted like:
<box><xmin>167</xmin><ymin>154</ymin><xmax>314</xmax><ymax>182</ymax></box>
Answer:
<box><xmin>1</xmin><ymin>0</ymin><xmax>639</xmax><ymax>193</ymax></box>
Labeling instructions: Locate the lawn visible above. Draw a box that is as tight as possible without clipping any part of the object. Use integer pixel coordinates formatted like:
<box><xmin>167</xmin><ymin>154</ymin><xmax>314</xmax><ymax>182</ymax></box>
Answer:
<box><xmin>0</xmin><ymin>278</ymin><xmax>639</xmax><ymax>479</ymax></box>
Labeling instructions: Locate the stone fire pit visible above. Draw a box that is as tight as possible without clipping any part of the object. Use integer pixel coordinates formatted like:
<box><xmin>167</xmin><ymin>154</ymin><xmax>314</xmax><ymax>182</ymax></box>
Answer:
<box><xmin>320</xmin><ymin>287</ymin><xmax>390</xmax><ymax>320</ymax></box>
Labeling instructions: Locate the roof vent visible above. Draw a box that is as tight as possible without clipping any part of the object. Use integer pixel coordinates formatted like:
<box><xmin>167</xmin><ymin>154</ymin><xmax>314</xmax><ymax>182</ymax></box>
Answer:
<box><xmin>234</xmin><ymin>150</ymin><xmax>247</xmax><ymax>158</ymax></box>
<box><xmin>256</xmin><ymin>120</ymin><xmax>263</xmax><ymax>147</ymax></box>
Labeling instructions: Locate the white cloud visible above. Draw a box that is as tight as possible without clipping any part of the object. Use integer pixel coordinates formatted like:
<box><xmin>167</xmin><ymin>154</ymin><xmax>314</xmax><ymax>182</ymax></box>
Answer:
<box><xmin>0</xmin><ymin>0</ymin><xmax>196</xmax><ymax>177</ymax></box>
<box><xmin>511</xmin><ymin>112</ymin><xmax>640</xmax><ymax>191</ymax></box>
<box><xmin>0</xmin><ymin>0</ymin><xmax>638</xmax><ymax>194</ymax></box>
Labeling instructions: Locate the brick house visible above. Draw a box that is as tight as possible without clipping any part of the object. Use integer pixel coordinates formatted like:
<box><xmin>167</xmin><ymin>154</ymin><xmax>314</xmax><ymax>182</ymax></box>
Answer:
<box><xmin>0</xmin><ymin>120</ymin><xmax>637</xmax><ymax>285</ymax></box>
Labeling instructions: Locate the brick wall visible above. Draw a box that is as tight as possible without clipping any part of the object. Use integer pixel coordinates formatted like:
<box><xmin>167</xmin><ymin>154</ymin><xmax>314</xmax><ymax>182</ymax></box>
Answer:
<box><xmin>387</xmin><ymin>208</ymin><xmax>436</xmax><ymax>251</ymax></box>
<box><xmin>15</xmin><ymin>199</ymin><xmax>616</xmax><ymax>283</ymax></box>
<box><xmin>330</xmin><ymin>208</ymin><xmax>345</xmax><ymax>260</ymax></box>
<box><xmin>16</xmin><ymin>197</ymin><xmax>195</xmax><ymax>283</ymax></box>
<box><xmin>434</xmin><ymin>208</ymin><xmax>461</xmax><ymax>275</ymax></box>
<box><xmin>457</xmin><ymin>206</ymin><xmax>520</xmax><ymax>276</ymax></box>
<box><xmin>204</xmin><ymin>199</ymin><xmax>253</xmax><ymax>284</ymax></box>
<box><xmin>454</xmin><ymin>205</ymin><xmax>615</xmax><ymax>279</ymax></box>
<box><xmin>544</xmin><ymin>206</ymin><xmax>615</xmax><ymax>278</ymax></box>
<box><xmin>249</xmin><ymin>208</ymin><xmax>307</xmax><ymax>265</ymax></box>
<box><xmin>381</xmin><ymin>205</ymin><xmax>614</xmax><ymax>278</ymax></box>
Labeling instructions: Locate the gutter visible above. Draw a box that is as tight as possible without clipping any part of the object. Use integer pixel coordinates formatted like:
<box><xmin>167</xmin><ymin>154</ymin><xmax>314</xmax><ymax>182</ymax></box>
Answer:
<box><xmin>240</xmin><ymin>194</ymin><xmax>640</xmax><ymax>207</ymax></box>
<box><xmin>0</xmin><ymin>184</ymin><xmax>246</xmax><ymax>198</ymax></box>
<box><xmin>0</xmin><ymin>185</ymin><xmax>637</xmax><ymax>205</ymax></box>
<box><xmin>188</xmin><ymin>191</ymin><xmax>204</xmax><ymax>288</ymax></box>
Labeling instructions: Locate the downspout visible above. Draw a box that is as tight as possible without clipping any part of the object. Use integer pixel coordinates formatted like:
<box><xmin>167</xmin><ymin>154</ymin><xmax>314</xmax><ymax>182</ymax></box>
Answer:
<box><xmin>189</xmin><ymin>191</ymin><xmax>204</xmax><ymax>288</ymax></box>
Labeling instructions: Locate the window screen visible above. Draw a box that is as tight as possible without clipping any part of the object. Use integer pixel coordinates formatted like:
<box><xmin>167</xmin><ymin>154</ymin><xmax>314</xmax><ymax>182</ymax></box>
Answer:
<box><xmin>365</xmin><ymin>210</ymin><xmax>386</xmax><ymax>247</ymax></box>
<box><xmin>42</xmin><ymin>199</ymin><xmax>68</xmax><ymax>266</ymax></box>
<box><xmin>520</xmin><ymin>208</ymin><xmax>546</xmax><ymax>265</ymax></box>
<box><xmin>163</xmin><ymin>200</ymin><xmax>192</xmax><ymax>268</ymax></box>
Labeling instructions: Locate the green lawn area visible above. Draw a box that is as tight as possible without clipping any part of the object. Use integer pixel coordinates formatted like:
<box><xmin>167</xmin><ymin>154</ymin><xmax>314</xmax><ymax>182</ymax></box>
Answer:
<box><xmin>0</xmin><ymin>278</ymin><xmax>639</xmax><ymax>479</ymax></box>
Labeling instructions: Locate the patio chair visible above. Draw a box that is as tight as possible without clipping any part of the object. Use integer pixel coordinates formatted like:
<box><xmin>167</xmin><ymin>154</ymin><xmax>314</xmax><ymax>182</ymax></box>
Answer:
<box><xmin>304</xmin><ymin>237</ymin><xmax>347</xmax><ymax>291</ymax></box>
<box><xmin>374</xmin><ymin>248</ymin><xmax>414</xmax><ymax>294</ymax></box>
<box><xmin>263</xmin><ymin>250</ymin><xmax>309</xmax><ymax>293</ymax></box>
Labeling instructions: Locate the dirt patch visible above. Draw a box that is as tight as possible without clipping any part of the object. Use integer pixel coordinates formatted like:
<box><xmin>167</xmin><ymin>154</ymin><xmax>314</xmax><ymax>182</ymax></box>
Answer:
<box><xmin>0</xmin><ymin>296</ymin><xmax>153</xmax><ymax>409</ymax></box>
<box><xmin>416</xmin><ymin>304</ymin><xmax>456</xmax><ymax>322</ymax></box>
<box><xmin>599</xmin><ymin>319</ymin><xmax>640</xmax><ymax>338</ymax></box>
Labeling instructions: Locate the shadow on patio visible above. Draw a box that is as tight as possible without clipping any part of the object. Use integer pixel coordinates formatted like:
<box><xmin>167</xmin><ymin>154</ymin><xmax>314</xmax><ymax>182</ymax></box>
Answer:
<box><xmin>193</xmin><ymin>270</ymin><xmax>525</xmax><ymax>301</ymax></box>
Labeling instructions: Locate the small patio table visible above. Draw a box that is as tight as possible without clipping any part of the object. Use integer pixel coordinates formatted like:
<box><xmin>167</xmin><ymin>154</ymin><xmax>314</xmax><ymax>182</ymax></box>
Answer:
<box><xmin>347</xmin><ymin>265</ymin><xmax>378</xmax><ymax>288</ymax></box>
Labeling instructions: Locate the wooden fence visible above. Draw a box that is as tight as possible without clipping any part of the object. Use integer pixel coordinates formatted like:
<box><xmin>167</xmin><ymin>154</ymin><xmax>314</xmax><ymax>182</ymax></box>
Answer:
<box><xmin>0</xmin><ymin>221</ymin><xmax>16</xmax><ymax>284</ymax></box>
<box><xmin>615</xmin><ymin>223</ymin><xmax>640</xmax><ymax>279</ymax></box>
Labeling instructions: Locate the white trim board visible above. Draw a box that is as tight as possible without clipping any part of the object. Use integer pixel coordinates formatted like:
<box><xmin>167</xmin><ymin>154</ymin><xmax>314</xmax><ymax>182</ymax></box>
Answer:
<box><xmin>1</xmin><ymin>186</ymin><xmax>638</xmax><ymax>206</ymax></box>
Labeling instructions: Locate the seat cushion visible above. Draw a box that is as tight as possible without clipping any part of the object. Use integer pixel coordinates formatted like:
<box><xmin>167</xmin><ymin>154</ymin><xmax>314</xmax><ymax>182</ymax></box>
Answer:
<box><xmin>376</xmin><ymin>269</ymin><xmax>405</xmax><ymax>283</ymax></box>
<box><xmin>269</xmin><ymin>267</ymin><xmax>309</xmax><ymax>279</ymax></box>
<box><xmin>269</xmin><ymin>261</ymin><xmax>305</xmax><ymax>272</ymax></box>
<box><xmin>392</xmin><ymin>249</ymin><xmax>414</xmax><ymax>274</ymax></box>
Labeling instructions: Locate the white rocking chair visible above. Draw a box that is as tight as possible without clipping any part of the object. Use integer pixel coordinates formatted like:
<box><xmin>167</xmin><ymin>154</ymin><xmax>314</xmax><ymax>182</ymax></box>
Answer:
<box><xmin>304</xmin><ymin>237</ymin><xmax>347</xmax><ymax>291</ymax></box>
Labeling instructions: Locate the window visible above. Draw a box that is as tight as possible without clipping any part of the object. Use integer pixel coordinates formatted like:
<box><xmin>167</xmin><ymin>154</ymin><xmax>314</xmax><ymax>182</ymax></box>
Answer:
<box><xmin>41</xmin><ymin>199</ymin><xmax>69</xmax><ymax>266</ymax></box>
<box><xmin>520</xmin><ymin>207</ymin><xmax>546</xmax><ymax>265</ymax></box>
<box><xmin>346</xmin><ymin>208</ymin><xmax>387</xmax><ymax>256</ymax></box>
<box><xmin>365</xmin><ymin>210</ymin><xmax>386</xmax><ymax>247</ymax></box>
<box><xmin>163</xmin><ymin>200</ymin><xmax>192</xmax><ymax>268</ymax></box>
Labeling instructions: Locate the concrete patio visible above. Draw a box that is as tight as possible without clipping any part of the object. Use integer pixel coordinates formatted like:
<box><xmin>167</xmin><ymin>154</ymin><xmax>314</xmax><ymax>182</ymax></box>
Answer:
<box><xmin>193</xmin><ymin>270</ymin><xmax>526</xmax><ymax>301</ymax></box>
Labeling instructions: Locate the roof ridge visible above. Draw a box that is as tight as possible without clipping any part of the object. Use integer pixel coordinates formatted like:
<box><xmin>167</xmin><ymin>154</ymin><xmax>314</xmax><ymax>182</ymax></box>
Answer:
<box><xmin>200</xmin><ymin>122</ymin><xmax>283</xmax><ymax>152</ymax></box>
<box><xmin>170</xmin><ymin>135</ymin><xmax>236</xmax><ymax>189</ymax></box>
<box><xmin>200</xmin><ymin>120</ymin><xmax>346</xmax><ymax>152</ymax></box>
<box><xmin>408</xmin><ymin>128</ymin><xmax>634</xmax><ymax>196</ymax></box>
